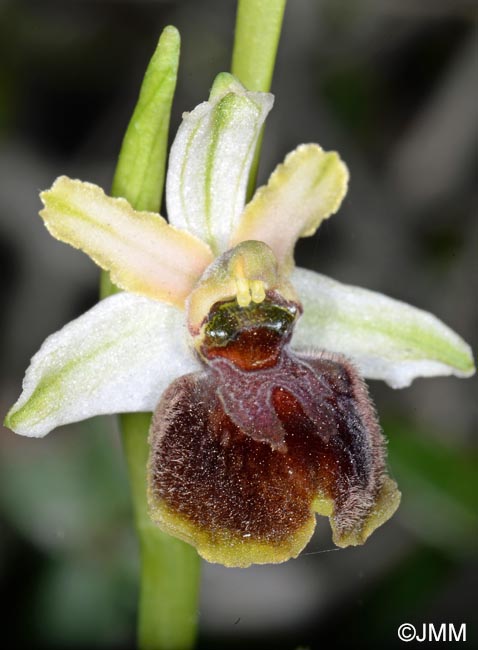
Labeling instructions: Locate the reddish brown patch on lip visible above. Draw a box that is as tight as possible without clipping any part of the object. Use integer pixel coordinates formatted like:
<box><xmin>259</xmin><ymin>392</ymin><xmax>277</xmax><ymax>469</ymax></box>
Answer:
<box><xmin>148</xmin><ymin>349</ymin><xmax>397</xmax><ymax>565</ymax></box>
<box><xmin>204</xmin><ymin>328</ymin><xmax>284</xmax><ymax>370</ymax></box>
<box><xmin>199</xmin><ymin>294</ymin><xmax>300</xmax><ymax>371</ymax></box>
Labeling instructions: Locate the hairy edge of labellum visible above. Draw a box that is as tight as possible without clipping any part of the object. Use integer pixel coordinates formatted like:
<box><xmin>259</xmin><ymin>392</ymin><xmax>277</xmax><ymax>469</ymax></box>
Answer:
<box><xmin>147</xmin><ymin>238</ymin><xmax>400</xmax><ymax>566</ymax></box>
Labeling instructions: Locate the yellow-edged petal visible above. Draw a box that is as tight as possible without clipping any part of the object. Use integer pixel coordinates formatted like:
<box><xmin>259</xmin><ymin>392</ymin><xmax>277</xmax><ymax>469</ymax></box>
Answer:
<box><xmin>231</xmin><ymin>144</ymin><xmax>349</xmax><ymax>269</ymax></box>
<box><xmin>40</xmin><ymin>177</ymin><xmax>214</xmax><ymax>307</ymax></box>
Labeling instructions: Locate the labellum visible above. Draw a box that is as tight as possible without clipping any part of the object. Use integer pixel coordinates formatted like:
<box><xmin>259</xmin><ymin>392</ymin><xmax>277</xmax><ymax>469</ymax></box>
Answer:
<box><xmin>148</xmin><ymin>243</ymin><xmax>400</xmax><ymax>568</ymax></box>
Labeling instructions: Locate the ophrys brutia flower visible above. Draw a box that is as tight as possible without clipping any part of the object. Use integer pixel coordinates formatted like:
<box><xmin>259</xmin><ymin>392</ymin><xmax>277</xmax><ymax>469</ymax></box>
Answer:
<box><xmin>5</xmin><ymin>74</ymin><xmax>474</xmax><ymax>567</ymax></box>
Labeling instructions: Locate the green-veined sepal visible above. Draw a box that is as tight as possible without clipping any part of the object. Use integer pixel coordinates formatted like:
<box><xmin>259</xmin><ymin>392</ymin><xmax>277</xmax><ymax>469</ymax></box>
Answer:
<box><xmin>5</xmin><ymin>293</ymin><xmax>200</xmax><ymax>437</ymax></box>
<box><xmin>291</xmin><ymin>267</ymin><xmax>475</xmax><ymax>388</ymax></box>
<box><xmin>166</xmin><ymin>73</ymin><xmax>273</xmax><ymax>254</ymax></box>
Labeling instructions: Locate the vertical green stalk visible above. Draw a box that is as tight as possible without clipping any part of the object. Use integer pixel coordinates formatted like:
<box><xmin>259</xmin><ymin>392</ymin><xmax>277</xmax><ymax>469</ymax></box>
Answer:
<box><xmin>231</xmin><ymin>0</ymin><xmax>288</xmax><ymax>195</ymax></box>
<box><xmin>100</xmin><ymin>27</ymin><xmax>200</xmax><ymax>650</ymax></box>
<box><xmin>122</xmin><ymin>414</ymin><xmax>200</xmax><ymax>650</ymax></box>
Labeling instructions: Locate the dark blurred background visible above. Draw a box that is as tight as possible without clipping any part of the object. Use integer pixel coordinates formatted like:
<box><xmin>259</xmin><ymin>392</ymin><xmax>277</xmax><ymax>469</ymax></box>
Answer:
<box><xmin>0</xmin><ymin>1</ymin><xmax>477</xmax><ymax>648</ymax></box>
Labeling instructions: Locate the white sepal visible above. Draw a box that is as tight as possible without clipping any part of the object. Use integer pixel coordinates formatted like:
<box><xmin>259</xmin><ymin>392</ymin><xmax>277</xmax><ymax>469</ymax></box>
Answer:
<box><xmin>291</xmin><ymin>267</ymin><xmax>475</xmax><ymax>388</ymax></box>
<box><xmin>166</xmin><ymin>73</ymin><xmax>273</xmax><ymax>254</ymax></box>
<box><xmin>6</xmin><ymin>293</ymin><xmax>200</xmax><ymax>437</ymax></box>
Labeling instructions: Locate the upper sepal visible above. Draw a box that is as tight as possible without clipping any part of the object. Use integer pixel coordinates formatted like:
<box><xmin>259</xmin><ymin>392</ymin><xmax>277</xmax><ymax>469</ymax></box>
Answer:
<box><xmin>291</xmin><ymin>267</ymin><xmax>475</xmax><ymax>388</ymax></box>
<box><xmin>166</xmin><ymin>73</ymin><xmax>273</xmax><ymax>254</ymax></box>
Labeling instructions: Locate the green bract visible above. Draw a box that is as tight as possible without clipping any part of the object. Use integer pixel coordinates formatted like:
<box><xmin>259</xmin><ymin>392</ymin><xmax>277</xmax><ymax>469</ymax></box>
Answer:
<box><xmin>111</xmin><ymin>25</ymin><xmax>180</xmax><ymax>213</ymax></box>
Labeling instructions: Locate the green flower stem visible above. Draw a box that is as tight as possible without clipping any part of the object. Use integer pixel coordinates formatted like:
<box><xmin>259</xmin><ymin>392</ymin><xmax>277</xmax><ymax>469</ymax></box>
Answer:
<box><xmin>122</xmin><ymin>414</ymin><xmax>200</xmax><ymax>650</ymax></box>
<box><xmin>231</xmin><ymin>0</ymin><xmax>288</xmax><ymax>196</ymax></box>
<box><xmin>232</xmin><ymin>0</ymin><xmax>287</xmax><ymax>91</ymax></box>
<box><xmin>100</xmin><ymin>27</ymin><xmax>200</xmax><ymax>650</ymax></box>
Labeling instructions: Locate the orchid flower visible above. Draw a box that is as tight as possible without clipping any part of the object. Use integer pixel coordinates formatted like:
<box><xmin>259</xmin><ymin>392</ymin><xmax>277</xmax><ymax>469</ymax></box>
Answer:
<box><xmin>5</xmin><ymin>73</ymin><xmax>474</xmax><ymax>568</ymax></box>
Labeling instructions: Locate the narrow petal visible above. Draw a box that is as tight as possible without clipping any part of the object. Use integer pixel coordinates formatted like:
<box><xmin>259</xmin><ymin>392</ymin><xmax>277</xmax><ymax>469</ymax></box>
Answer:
<box><xmin>291</xmin><ymin>268</ymin><xmax>475</xmax><ymax>388</ymax></box>
<box><xmin>148</xmin><ymin>349</ymin><xmax>399</xmax><ymax>568</ymax></box>
<box><xmin>166</xmin><ymin>73</ymin><xmax>273</xmax><ymax>254</ymax></box>
<box><xmin>40</xmin><ymin>177</ymin><xmax>214</xmax><ymax>307</ymax></box>
<box><xmin>5</xmin><ymin>293</ymin><xmax>200</xmax><ymax>437</ymax></box>
<box><xmin>231</xmin><ymin>144</ymin><xmax>349</xmax><ymax>269</ymax></box>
